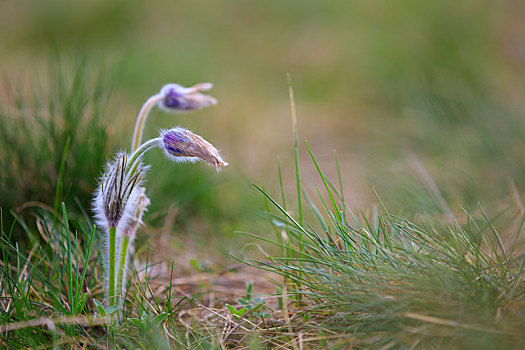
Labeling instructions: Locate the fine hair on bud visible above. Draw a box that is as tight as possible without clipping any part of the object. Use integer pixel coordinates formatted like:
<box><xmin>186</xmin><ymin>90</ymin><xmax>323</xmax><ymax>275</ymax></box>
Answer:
<box><xmin>93</xmin><ymin>152</ymin><xmax>149</xmax><ymax>232</ymax></box>
<box><xmin>160</xmin><ymin>127</ymin><xmax>228</xmax><ymax>171</ymax></box>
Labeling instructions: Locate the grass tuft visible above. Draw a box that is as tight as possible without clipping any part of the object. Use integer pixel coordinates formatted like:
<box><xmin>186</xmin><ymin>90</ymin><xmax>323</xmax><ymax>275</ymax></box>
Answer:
<box><xmin>245</xmin><ymin>148</ymin><xmax>525</xmax><ymax>349</ymax></box>
<box><xmin>0</xmin><ymin>57</ymin><xmax>115</xmax><ymax>244</ymax></box>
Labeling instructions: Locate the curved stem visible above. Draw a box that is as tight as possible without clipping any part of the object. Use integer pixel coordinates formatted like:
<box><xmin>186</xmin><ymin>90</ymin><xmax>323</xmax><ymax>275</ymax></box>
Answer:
<box><xmin>126</xmin><ymin>137</ymin><xmax>162</xmax><ymax>174</ymax></box>
<box><xmin>131</xmin><ymin>94</ymin><xmax>164</xmax><ymax>153</ymax></box>
<box><xmin>108</xmin><ymin>226</ymin><xmax>117</xmax><ymax>306</ymax></box>
<box><xmin>116</xmin><ymin>235</ymin><xmax>130</xmax><ymax>303</ymax></box>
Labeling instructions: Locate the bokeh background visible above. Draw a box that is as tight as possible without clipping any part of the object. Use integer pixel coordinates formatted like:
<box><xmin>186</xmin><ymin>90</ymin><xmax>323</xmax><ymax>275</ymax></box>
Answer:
<box><xmin>2</xmin><ymin>0</ymin><xmax>525</xmax><ymax>257</ymax></box>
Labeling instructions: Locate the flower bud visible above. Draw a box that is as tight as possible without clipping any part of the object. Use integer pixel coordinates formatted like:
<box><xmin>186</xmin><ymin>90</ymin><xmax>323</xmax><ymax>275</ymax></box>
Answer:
<box><xmin>158</xmin><ymin>83</ymin><xmax>217</xmax><ymax>112</ymax></box>
<box><xmin>161</xmin><ymin>127</ymin><xmax>228</xmax><ymax>171</ymax></box>
<box><xmin>93</xmin><ymin>153</ymin><xmax>148</xmax><ymax>230</ymax></box>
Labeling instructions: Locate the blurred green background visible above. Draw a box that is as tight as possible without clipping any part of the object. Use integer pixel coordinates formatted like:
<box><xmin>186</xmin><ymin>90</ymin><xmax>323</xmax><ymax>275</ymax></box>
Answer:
<box><xmin>1</xmin><ymin>0</ymin><xmax>525</xmax><ymax>252</ymax></box>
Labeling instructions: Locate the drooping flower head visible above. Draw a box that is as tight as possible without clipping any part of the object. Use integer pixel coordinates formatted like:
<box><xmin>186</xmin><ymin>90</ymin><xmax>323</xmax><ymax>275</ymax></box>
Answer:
<box><xmin>93</xmin><ymin>153</ymin><xmax>149</xmax><ymax>231</ymax></box>
<box><xmin>161</xmin><ymin>127</ymin><xmax>228</xmax><ymax>171</ymax></box>
<box><xmin>158</xmin><ymin>83</ymin><xmax>217</xmax><ymax>112</ymax></box>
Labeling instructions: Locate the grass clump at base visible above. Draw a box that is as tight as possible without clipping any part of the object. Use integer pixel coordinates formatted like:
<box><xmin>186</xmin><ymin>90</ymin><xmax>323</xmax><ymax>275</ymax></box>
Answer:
<box><xmin>0</xmin><ymin>204</ymin><xmax>209</xmax><ymax>348</ymax></box>
<box><xmin>243</xmin><ymin>146</ymin><xmax>525</xmax><ymax>349</ymax></box>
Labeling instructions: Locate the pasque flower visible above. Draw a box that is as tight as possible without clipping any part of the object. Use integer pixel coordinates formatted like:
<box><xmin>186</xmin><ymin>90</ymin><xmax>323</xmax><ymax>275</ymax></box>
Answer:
<box><xmin>93</xmin><ymin>153</ymin><xmax>148</xmax><ymax>306</ymax></box>
<box><xmin>94</xmin><ymin>82</ymin><xmax>226</xmax><ymax>311</ymax></box>
<box><xmin>158</xmin><ymin>83</ymin><xmax>217</xmax><ymax>112</ymax></box>
<box><xmin>93</xmin><ymin>153</ymin><xmax>148</xmax><ymax>232</ymax></box>
<box><xmin>161</xmin><ymin>127</ymin><xmax>228</xmax><ymax>171</ymax></box>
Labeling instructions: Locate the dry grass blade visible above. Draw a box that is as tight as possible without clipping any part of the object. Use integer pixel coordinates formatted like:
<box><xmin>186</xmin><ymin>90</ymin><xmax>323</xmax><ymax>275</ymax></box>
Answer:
<box><xmin>0</xmin><ymin>315</ymin><xmax>114</xmax><ymax>332</ymax></box>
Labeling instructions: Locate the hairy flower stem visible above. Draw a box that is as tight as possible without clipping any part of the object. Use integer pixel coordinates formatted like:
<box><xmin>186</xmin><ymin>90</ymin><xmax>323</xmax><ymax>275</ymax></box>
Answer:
<box><xmin>126</xmin><ymin>137</ymin><xmax>161</xmax><ymax>174</ymax></box>
<box><xmin>131</xmin><ymin>94</ymin><xmax>164</xmax><ymax>153</ymax></box>
<box><xmin>108</xmin><ymin>226</ymin><xmax>117</xmax><ymax>306</ymax></box>
<box><xmin>115</xmin><ymin>190</ymin><xmax>149</xmax><ymax>306</ymax></box>
<box><xmin>116</xmin><ymin>235</ymin><xmax>130</xmax><ymax>301</ymax></box>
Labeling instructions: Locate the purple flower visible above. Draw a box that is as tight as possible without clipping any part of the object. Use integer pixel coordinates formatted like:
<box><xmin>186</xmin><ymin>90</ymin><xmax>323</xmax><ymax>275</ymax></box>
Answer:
<box><xmin>158</xmin><ymin>83</ymin><xmax>217</xmax><ymax>112</ymax></box>
<box><xmin>161</xmin><ymin>127</ymin><xmax>228</xmax><ymax>171</ymax></box>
